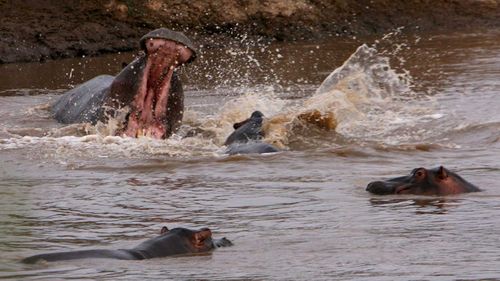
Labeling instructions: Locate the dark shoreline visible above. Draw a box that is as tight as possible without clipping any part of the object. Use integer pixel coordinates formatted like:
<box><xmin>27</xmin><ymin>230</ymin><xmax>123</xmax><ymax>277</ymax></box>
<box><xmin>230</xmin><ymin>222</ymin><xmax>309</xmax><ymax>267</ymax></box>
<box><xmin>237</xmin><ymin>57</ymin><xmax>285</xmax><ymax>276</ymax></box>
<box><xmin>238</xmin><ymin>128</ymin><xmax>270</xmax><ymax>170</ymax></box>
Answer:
<box><xmin>1</xmin><ymin>0</ymin><xmax>499</xmax><ymax>64</ymax></box>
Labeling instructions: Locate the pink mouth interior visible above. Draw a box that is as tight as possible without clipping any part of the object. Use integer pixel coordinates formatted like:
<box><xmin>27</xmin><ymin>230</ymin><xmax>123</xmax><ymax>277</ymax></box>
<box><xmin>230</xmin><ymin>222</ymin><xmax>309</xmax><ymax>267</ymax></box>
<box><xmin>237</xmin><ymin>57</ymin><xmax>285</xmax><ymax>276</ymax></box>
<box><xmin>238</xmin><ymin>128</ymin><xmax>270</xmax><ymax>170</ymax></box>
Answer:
<box><xmin>123</xmin><ymin>39</ymin><xmax>192</xmax><ymax>138</ymax></box>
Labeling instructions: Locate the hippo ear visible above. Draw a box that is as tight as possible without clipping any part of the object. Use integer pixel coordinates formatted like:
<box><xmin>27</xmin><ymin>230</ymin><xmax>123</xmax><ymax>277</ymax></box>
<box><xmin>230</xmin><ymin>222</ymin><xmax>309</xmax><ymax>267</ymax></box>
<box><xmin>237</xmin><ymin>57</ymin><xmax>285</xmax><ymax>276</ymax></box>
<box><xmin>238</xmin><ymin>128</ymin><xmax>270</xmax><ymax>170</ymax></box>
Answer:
<box><xmin>437</xmin><ymin>166</ymin><xmax>448</xmax><ymax>180</ymax></box>
<box><xmin>160</xmin><ymin>226</ymin><xmax>169</xmax><ymax>234</ymax></box>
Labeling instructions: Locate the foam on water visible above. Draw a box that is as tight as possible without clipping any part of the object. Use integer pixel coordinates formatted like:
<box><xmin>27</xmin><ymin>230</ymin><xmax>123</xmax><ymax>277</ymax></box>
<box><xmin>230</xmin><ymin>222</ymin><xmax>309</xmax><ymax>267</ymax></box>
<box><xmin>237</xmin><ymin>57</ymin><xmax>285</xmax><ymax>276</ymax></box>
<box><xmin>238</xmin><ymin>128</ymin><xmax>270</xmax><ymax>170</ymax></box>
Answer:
<box><xmin>0</xmin><ymin>134</ymin><xmax>220</xmax><ymax>160</ymax></box>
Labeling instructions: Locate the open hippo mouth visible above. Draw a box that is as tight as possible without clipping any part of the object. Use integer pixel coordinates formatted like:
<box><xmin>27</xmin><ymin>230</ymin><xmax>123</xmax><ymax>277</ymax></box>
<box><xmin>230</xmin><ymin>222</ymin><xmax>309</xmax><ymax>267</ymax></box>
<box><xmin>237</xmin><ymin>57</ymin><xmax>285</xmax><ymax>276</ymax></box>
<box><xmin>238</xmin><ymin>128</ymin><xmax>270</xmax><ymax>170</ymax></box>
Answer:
<box><xmin>122</xmin><ymin>29</ymin><xmax>196</xmax><ymax>139</ymax></box>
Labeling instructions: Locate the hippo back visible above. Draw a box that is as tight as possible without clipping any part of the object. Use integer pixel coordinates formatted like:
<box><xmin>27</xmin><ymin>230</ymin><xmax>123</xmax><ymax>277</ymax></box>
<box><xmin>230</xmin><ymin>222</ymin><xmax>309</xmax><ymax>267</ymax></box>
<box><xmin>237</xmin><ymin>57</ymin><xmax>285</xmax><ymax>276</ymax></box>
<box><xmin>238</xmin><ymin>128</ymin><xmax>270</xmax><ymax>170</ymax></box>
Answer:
<box><xmin>225</xmin><ymin>142</ymin><xmax>279</xmax><ymax>155</ymax></box>
<box><xmin>22</xmin><ymin>249</ymin><xmax>139</xmax><ymax>263</ymax></box>
<box><xmin>52</xmin><ymin>75</ymin><xmax>114</xmax><ymax>124</ymax></box>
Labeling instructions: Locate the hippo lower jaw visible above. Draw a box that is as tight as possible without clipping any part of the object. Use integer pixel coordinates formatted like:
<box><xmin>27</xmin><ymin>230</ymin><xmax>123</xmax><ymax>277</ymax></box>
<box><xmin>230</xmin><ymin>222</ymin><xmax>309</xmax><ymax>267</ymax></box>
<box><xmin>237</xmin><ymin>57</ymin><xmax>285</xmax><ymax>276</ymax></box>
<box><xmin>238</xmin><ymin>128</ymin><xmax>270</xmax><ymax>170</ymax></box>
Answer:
<box><xmin>122</xmin><ymin>39</ymin><xmax>192</xmax><ymax>139</ymax></box>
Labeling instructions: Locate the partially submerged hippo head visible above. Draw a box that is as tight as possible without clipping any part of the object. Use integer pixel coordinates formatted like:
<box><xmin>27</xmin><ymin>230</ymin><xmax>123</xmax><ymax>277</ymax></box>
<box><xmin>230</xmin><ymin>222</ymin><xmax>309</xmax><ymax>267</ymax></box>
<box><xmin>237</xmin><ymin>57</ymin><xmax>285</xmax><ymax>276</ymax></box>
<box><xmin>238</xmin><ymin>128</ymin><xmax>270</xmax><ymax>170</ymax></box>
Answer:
<box><xmin>160</xmin><ymin>226</ymin><xmax>214</xmax><ymax>252</ymax></box>
<box><xmin>151</xmin><ymin>226</ymin><xmax>232</xmax><ymax>254</ymax></box>
<box><xmin>224</xmin><ymin>111</ymin><xmax>265</xmax><ymax>145</ymax></box>
<box><xmin>366</xmin><ymin>166</ymin><xmax>481</xmax><ymax>196</ymax></box>
<box><xmin>232</xmin><ymin>111</ymin><xmax>264</xmax><ymax>130</ymax></box>
<box><xmin>223</xmin><ymin>111</ymin><xmax>280</xmax><ymax>155</ymax></box>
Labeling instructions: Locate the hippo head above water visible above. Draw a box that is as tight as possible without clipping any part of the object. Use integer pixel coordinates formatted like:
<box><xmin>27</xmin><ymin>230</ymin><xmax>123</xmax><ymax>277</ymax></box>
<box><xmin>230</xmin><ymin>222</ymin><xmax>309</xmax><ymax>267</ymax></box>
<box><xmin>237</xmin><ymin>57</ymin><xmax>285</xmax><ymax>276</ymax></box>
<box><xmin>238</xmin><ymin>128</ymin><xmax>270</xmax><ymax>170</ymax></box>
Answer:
<box><xmin>366</xmin><ymin>166</ymin><xmax>481</xmax><ymax>196</ymax></box>
<box><xmin>52</xmin><ymin>28</ymin><xmax>197</xmax><ymax>139</ymax></box>
<box><xmin>224</xmin><ymin>111</ymin><xmax>265</xmax><ymax>146</ymax></box>
<box><xmin>222</xmin><ymin>111</ymin><xmax>280</xmax><ymax>155</ymax></box>
<box><xmin>134</xmin><ymin>226</ymin><xmax>220</xmax><ymax>257</ymax></box>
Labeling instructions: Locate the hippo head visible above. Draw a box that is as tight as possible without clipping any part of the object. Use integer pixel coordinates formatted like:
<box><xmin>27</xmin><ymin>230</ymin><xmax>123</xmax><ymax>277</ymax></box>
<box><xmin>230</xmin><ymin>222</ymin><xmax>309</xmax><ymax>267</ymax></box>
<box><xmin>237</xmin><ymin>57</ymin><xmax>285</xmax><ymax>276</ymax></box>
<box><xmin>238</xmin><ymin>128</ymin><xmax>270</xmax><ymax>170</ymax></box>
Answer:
<box><xmin>366</xmin><ymin>166</ymin><xmax>481</xmax><ymax>196</ymax></box>
<box><xmin>161</xmin><ymin>226</ymin><xmax>215</xmax><ymax>252</ymax></box>
<box><xmin>120</xmin><ymin>28</ymin><xmax>197</xmax><ymax>138</ymax></box>
<box><xmin>233</xmin><ymin>111</ymin><xmax>264</xmax><ymax>130</ymax></box>
<box><xmin>224</xmin><ymin>111</ymin><xmax>265</xmax><ymax>146</ymax></box>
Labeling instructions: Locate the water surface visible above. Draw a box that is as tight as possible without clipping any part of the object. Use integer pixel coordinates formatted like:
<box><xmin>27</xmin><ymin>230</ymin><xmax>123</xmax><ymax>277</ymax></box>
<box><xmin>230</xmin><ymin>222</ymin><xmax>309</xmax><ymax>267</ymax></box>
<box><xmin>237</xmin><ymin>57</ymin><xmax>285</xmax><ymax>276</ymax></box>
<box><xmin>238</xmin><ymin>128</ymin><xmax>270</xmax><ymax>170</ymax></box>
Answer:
<box><xmin>1</xmin><ymin>30</ymin><xmax>499</xmax><ymax>280</ymax></box>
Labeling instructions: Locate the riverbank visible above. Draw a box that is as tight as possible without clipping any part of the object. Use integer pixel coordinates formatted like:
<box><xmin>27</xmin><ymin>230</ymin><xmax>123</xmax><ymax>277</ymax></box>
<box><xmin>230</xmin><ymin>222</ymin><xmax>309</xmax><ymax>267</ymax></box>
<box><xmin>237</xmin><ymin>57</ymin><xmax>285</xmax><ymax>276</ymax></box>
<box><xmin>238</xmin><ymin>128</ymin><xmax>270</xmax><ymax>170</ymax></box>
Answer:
<box><xmin>1</xmin><ymin>0</ymin><xmax>499</xmax><ymax>64</ymax></box>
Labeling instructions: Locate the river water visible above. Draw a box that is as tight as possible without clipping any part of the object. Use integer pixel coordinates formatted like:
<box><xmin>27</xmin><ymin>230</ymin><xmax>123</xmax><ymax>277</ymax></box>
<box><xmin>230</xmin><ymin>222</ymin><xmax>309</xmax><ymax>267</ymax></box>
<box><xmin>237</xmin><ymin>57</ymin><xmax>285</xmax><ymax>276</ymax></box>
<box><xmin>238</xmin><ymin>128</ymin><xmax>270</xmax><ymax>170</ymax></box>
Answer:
<box><xmin>0</xmin><ymin>30</ymin><xmax>499</xmax><ymax>280</ymax></box>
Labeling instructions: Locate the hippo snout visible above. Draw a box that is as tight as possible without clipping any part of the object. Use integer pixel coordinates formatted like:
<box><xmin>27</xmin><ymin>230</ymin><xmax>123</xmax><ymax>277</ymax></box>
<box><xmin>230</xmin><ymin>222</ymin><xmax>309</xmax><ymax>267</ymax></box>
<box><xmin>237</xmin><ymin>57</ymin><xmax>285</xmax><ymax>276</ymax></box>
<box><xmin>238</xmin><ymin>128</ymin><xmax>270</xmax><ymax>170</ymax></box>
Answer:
<box><xmin>366</xmin><ymin>181</ymin><xmax>395</xmax><ymax>195</ymax></box>
<box><xmin>213</xmin><ymin>237</ymin><xmax>233</xmax><ymax>248</ymax></box>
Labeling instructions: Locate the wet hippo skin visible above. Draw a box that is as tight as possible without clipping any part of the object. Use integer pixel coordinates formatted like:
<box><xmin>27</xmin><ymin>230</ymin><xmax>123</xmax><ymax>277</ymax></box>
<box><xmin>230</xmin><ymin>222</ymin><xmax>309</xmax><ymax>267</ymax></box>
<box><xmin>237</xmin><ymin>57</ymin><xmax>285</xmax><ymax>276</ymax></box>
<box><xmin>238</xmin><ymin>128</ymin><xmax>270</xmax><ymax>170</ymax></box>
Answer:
<box><xmin>22</xmin><ymin>226</ymin><xmax>232</xmax><ymax>263</ymax></box>
<box><xmin>366</xmin><ymin>166</ymin><xmax>481</xmax><ymax>196</ymax></box>
<box><xmin>52</xmin><ymin>28</ymin><xmax>197</xmax><ymax>139</ymax></box>
<box><xmin>224</xmin><ymin>111</ymin><xmax>265</xmax><ymax>145</ymax></box>
<box><xmin>224</xmin><ymin>111</ymin><xmax>279</xmax><ymax>155</ymax></box>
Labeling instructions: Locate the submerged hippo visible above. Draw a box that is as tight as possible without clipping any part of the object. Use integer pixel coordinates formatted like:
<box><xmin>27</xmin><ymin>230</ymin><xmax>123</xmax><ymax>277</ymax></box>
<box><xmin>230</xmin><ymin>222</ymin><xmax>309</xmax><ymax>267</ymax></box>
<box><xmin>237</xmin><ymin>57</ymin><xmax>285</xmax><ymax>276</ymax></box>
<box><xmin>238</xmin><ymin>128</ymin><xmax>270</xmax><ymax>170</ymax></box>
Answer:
<box><xmin>366</xmin><ymin>166</ymin><xmax>481</xmax><ymax>196</ymax></box>
<box><xmin>52</xmin><ymin>28</ymin><xmax>197</xmax><ymax>139</ymax></box>
<box><xmin>22</xmin><ymin>226</ymin><xmax>232</xmax><ymax>263</ymax></box>
<box><xmin>224</xmin><ymin>111</ymin><xmax>279</xmax><ymax>155</ymax></box>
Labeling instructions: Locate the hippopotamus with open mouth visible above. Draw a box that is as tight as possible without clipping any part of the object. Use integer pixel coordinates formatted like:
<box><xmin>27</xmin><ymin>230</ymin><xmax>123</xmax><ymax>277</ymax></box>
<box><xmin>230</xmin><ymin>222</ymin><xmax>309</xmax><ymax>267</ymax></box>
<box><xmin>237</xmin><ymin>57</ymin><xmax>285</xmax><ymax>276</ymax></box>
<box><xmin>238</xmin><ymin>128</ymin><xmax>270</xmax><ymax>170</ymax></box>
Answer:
<box><xmin>22</xmin><ymin>226</ymin><xmax>232</xmax><ymax>263</ymax></box>
<box><xmin>366</xmin><ymin>166</ymin><xmax>481</xmax><ymax>196</ymax></box>
<box><xmin>52</xmin><ymin>28</ymin><xmax>197</xmax><ymax>139</ymax></box>
<box><xmin>224</xmin><ymin>111</ymin><xmax>279</xmax><ymax>155</ymax></box>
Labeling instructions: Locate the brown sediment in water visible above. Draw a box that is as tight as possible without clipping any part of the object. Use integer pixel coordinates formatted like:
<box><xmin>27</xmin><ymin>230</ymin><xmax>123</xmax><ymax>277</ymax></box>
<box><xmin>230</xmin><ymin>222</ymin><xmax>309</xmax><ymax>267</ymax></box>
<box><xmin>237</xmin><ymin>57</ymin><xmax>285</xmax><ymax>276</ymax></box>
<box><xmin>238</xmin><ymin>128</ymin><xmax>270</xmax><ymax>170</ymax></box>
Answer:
<box><xmin>262</xmin><ymin>109</ymin><xmax>337</xmax><ymax>149</ymax></box>
<box><xmin>1</xmin><ymin>0</ymin><xmax>499</xmax><ymax>64</ymax></box>
<box><xmin>297</xmin><ymin>110</ymin><xmax>337</xmax><ymax>131</ymax></box>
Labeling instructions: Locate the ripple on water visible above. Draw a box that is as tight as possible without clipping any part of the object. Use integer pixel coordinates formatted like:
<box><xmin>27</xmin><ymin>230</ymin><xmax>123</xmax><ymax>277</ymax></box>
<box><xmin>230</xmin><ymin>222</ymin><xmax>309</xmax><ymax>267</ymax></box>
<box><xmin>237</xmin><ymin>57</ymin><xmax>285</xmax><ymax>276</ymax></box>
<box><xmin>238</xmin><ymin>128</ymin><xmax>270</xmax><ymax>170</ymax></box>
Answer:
<box><xmin>1</xmin><ymin>32</ymin><xmax>500</xmax><ymax>280</ymax></box>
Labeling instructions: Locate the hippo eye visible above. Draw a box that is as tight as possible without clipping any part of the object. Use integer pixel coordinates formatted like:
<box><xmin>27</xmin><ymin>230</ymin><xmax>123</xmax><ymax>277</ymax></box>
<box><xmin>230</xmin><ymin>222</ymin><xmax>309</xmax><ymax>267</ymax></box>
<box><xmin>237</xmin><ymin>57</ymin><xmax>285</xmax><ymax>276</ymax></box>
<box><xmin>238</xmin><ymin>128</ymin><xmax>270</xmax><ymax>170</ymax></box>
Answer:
<box><xmin>415</xmin><ymin>170</ymin><xmax>425</xmax><ymax>178</ymax></box>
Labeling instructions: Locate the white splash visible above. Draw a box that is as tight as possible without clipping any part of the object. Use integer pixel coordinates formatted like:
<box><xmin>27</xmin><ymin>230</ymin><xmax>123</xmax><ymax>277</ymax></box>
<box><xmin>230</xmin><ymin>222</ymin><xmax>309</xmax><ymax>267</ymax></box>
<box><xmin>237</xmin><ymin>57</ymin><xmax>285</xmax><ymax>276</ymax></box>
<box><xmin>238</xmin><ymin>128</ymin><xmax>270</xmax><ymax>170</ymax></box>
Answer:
<box><xmin>0</xmin><ymin>42</ymin><xmax>443</xmax><ymax>158</ymax></box>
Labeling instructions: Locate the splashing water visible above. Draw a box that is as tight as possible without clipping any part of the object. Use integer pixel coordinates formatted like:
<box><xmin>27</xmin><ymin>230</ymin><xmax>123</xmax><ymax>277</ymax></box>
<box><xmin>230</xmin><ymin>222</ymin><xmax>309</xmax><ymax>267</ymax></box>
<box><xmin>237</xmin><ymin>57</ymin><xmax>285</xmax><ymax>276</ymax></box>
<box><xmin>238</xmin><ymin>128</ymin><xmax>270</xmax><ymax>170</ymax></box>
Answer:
<box><xmin>189</xmin><ymin>91</ymin><xmax>287</xmax><ymax>146</ymax></box>
<box><xmin>309</xmin><ymin>44</ymin><xmax>438</xmax><ymax>144</ymax></box>
<box><xmin>209</xmin><ymin>44</ymin><xmax>441</xmax><ymax>149</ymax></box>
<box><xmin>0</xmin><ymin>42</ymin><xmax>444</xmax><ymax>158</ymax></box>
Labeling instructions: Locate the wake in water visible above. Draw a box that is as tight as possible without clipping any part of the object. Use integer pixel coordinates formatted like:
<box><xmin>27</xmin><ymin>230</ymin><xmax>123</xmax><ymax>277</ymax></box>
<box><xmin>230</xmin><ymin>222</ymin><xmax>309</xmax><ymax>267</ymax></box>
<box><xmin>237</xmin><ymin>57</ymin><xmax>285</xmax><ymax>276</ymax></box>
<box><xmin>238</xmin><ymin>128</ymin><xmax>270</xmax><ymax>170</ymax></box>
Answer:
<box><xmin>0</xmin><ymin>42</ymin><xmax>455</xmax><ymax>158</ymax></box>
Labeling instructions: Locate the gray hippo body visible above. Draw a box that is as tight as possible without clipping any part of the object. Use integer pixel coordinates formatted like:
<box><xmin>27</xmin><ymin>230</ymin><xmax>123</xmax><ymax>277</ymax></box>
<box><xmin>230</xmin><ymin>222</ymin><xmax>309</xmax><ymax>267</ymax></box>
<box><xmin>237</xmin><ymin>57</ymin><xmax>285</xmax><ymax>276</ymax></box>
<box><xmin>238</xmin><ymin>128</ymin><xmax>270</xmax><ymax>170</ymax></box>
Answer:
<box><xmin>52</xmin><ymin>75</ymin><xmax>113</xmax><ymax>124</ymax></box>
<box><xmin>23</xmin><ymin>227</ymin><xmax>232</xmax><ymax>263</ymax></box>
<box><xmin>226</xmin><ymin>142</ymin><xmax>279</xmax><ymax>155</ymax></box>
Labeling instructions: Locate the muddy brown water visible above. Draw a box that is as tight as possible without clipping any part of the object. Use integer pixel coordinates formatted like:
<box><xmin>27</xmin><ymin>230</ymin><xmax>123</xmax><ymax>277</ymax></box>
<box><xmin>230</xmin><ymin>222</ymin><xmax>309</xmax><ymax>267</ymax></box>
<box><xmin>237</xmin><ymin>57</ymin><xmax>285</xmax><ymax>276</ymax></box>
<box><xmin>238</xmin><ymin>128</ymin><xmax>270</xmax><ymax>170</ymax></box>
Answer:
<box><xmin>1</xmin><ymin>30</ymin><xmax>499</xmax><ymax>280</ymax></box>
